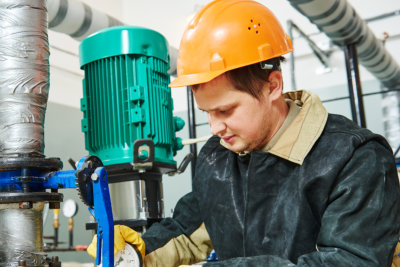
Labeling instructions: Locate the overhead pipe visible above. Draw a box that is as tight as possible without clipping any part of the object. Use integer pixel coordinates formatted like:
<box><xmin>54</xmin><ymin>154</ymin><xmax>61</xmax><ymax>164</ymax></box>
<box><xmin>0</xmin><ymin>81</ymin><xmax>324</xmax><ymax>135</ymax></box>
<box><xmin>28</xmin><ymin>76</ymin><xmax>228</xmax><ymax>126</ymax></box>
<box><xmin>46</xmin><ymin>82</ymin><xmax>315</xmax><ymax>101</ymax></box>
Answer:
<box><xmin>288</xmin><ymin>0</ymin><xmax>400</xmax><ymax>150</ymax></box>
<box><xmin>47</xmin><ymin>0</ymin><xmax>178</xmax><ymax>75</ymax></box>
<box><xmin>47</xmin><ymin>0</ymin><xmax>121</xmax><ymax>41</ymax></box>
<box><xmin>287</xmin><ymin>0</ymin><xmax>400</xmax><ymax>89</ymax></box>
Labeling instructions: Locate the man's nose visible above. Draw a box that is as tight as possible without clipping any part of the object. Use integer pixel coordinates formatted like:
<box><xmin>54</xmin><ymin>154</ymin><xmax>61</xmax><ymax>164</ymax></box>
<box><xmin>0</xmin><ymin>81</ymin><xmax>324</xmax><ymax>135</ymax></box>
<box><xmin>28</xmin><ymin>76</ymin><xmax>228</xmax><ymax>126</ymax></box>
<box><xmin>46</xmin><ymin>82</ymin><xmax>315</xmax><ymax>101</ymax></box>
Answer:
<box><xmin>209</xmin><ymin>115</ymin><xmax>226</xmax><ymax>136</ymax></box>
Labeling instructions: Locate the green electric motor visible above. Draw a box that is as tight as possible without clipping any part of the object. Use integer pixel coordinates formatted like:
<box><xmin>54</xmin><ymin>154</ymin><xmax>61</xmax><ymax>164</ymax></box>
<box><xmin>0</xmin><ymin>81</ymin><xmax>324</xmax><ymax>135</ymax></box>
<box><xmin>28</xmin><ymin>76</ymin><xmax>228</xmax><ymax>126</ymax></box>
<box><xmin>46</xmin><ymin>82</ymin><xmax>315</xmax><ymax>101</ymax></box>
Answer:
<box><xmin>79</xmin><ymin>26</ymin><xmax>184</xmax><ymax>168</ymax></box>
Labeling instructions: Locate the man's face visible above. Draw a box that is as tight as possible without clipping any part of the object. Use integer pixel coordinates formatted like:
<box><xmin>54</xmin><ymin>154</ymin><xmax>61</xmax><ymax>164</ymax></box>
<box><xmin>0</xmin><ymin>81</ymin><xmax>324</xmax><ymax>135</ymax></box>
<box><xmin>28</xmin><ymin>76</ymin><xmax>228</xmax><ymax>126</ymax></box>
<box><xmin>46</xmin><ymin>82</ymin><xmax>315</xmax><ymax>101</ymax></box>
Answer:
<box><xmin>193</xmin><ymin>74</ymin><xmax>282</xmax><ymax>152</ymax></box>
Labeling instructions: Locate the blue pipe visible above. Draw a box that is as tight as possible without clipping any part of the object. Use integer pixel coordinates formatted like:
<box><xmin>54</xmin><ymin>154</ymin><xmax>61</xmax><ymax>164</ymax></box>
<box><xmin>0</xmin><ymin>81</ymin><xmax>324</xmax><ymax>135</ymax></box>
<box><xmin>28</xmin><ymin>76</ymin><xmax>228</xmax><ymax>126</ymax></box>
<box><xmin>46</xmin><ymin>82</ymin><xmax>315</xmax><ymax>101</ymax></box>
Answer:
<box><xmin>43</xmin><ymin>170</ymin><xmax>77</xmax><ymax>189</ymax></box>
<box><xmin>0</xmin><ymin>169</ymin><xmax>77</xmax><ymax>191</ymax></box>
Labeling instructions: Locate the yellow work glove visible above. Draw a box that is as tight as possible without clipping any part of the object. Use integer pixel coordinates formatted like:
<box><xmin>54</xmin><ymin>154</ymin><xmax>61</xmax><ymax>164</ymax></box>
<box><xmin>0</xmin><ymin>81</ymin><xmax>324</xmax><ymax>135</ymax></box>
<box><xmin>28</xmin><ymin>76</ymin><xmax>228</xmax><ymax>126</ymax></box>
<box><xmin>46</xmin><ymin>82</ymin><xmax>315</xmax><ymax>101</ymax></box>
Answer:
<box><xmin>87</xmin><ymin>225</ymin><xmax>145</xmax><ymax>263</ymax></box>
<box><xmin>392</xmin><ymin>242</ymin><xmax>400</xmax><ymax>267</ymax></box>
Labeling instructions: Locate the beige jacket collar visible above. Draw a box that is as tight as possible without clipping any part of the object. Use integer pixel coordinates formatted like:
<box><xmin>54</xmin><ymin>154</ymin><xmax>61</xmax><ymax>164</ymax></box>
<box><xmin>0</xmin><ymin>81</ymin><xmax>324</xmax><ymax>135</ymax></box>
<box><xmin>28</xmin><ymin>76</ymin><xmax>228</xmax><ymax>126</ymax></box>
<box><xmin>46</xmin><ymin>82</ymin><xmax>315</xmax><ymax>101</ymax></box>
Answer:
<box><xmin>267</xmin><ymin>90</ymin><xmax>328</xmax><ymax>165</ymax></box>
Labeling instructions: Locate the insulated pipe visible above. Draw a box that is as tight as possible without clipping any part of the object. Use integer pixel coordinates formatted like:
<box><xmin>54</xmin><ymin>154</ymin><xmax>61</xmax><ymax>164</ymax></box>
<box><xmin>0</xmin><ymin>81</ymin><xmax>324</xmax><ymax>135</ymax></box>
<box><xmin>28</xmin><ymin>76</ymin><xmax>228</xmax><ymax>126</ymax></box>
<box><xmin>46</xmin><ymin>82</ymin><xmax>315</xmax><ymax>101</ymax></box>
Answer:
<box><xmin>0</xmin><ymin>203</ymin><xmax>45</xmax><ymax>267</ymax></box>
<box><xmin>288</xmin><ymin>0</ymin><xmax>400</xmax><ymax>88</ymax></box>
<box><xmin>47</xmin><ymin>0</ymin><xmax>178</xmax><ymax>75</ymax></box>
<box><xmin>0</xmin><ymin>0</ymin><xmax>49</xmax><ymax>157</ymax></box>
<box><xmin>47</xmin><ymin>0</ymin><xmax>121</xmax><ymax>41</ymax></box>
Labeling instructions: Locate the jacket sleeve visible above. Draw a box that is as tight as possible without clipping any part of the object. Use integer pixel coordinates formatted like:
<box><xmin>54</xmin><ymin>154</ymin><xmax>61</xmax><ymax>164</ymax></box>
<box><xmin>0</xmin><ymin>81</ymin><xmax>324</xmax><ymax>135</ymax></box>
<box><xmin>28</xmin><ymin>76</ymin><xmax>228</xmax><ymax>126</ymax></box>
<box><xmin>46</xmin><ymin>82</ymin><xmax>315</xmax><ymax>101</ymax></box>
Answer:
<box><xmin>142</xmin><ymin>192</ymin><xmax>213</xmax><ymax>266</ymax></box>
<box><xmin>206</xmin><ymin>140</ymin><xmax>400</xmax><ymax>267</ymax></box>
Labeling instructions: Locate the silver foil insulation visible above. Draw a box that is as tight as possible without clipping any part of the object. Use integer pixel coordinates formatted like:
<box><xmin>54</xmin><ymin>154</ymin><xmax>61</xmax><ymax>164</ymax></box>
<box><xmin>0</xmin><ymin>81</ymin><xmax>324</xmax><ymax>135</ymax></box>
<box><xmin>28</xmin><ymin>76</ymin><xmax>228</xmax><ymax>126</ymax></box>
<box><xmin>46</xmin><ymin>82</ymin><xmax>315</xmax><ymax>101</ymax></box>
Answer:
<box><xmin>0</xmin><ymin>0</ymin><xmax>49</xmax><ymax>157</ymax></box>
<box><xmin>0</xmin><ymin>203</ymin><xmax>46</xmax><ymax>267</ymax></box>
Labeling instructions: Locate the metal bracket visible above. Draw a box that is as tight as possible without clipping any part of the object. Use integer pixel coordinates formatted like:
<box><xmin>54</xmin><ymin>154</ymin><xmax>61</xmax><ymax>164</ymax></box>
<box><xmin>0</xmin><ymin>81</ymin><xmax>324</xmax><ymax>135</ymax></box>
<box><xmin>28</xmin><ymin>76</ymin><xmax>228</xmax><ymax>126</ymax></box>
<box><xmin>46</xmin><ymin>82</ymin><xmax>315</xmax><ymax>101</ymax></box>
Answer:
<box><xmin>132</xmin><ymin>139</ymin><xmax>155</xmax><ymax>171</ymax></box>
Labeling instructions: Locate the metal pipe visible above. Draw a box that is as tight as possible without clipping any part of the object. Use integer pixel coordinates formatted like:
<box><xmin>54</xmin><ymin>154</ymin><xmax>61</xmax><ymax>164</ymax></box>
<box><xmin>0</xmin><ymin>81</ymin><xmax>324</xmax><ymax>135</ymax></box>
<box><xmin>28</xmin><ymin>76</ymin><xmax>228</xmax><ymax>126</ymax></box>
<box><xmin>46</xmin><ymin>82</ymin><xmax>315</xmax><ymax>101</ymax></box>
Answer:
<box><xmin>287</xmin><ymin>0</ymin><xmax>400</xmax><ymax>88</ymax></box>
<box><xmin>54</xmin><ymin>227</ymin><xmax>59</xmax><ymax>248</ymax></box>
<box><xmin>187</xmin><ymin>87</ymin><xmax>197</xmax><ymax>181</ymax></box>
<box><xmin>365</xmin><ymin>9</ymin><xmax>400</xmax><ymax>23</ymax></box>
<box><xmin>0</xmin><ymin>0</ymin><xmax>49</xmax><ymax>157</ymax></box>
<box><xmin>53</xmin><ymin>209</ymin><xmax>59</xmax><ymax>248</ymax></box>
<box><xmin>344</xmin><ymin>44</ymin><xmax>367</xmax><ymax>127</ymax></box>
<box><xmin>0</xmin><ymin>203</ymin><xmax>45</xmax><ymax>266</ymax></box>
<box><xmin>319</xmin><ymin>88</ymin><xmax>400</xmax><ymax>103</ymax></box>
<box><xmin>287</xmin><ymin>21</ymin><xmax>297</xmax><ymax>91</ymax></box>
<box><xmin>68</xmin><ymin>217</ymin><xmax>74</xmax><ymax>248</ymax></box>
<box><xmin>109</xmin><ymin>180</ymin><xmax>141</xmax><ymax>220</ymax></box>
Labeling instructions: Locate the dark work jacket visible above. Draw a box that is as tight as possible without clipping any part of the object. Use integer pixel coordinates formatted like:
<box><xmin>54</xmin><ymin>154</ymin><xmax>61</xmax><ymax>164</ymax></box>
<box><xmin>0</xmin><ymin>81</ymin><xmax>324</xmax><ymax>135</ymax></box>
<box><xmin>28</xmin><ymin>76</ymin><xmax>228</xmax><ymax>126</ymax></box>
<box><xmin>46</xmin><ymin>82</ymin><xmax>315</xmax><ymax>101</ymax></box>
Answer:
<box><xmin>143</xmin><ymin>91</ymin><xmax>400</xmax><ymax>267</ymax></box>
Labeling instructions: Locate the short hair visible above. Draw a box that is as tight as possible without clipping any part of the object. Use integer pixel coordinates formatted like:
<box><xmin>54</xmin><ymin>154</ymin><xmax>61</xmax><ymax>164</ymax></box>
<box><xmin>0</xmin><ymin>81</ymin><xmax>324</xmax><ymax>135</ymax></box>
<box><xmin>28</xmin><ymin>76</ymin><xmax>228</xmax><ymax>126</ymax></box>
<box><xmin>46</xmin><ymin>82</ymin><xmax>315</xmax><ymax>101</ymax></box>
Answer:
<box><xmin>191</xmin><ymin>56</ymin><xmax>285</xmax><ymax>99</ymax></box>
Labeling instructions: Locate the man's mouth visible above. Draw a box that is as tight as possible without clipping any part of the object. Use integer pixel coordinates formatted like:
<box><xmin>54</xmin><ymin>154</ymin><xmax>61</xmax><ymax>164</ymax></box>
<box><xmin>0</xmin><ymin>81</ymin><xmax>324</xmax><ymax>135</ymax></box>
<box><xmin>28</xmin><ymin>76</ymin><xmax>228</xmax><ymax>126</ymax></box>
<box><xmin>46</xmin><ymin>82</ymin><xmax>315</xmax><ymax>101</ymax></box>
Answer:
<box><xmin>222</xmin><ymin>135</ymin><xmax>235</xmax><ymax>143</ymax></box>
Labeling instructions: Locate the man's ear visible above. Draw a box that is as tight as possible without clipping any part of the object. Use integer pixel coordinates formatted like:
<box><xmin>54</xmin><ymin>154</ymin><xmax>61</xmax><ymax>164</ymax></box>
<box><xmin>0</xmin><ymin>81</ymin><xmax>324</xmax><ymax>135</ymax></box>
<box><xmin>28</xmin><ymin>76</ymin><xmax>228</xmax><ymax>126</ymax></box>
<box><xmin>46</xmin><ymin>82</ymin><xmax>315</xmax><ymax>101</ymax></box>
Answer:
<box><xmin>266</xmin><ymin>70</ymin><xmax>283</xmax><ymax>101</ymax></box>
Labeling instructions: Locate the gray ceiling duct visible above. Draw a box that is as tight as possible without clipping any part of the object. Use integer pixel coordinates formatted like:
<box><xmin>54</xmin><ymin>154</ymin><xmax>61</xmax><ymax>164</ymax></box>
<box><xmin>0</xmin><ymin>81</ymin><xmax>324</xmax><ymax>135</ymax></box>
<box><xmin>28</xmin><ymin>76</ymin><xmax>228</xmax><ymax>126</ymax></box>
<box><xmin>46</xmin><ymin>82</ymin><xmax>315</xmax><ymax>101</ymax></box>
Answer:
<box><xmin>288</xmin><ymin>0</ymin><xmax>400</xmax><ymax>89</ymax></box>
<box><xmin>47</xmin><ymin>0</ymin><xmax>122</xmax><ymax>41</ymax></box>
<box><xmin>47</xmin><ymin>0</ymin><xmax>178</xmax><ymax>75</ymax></box>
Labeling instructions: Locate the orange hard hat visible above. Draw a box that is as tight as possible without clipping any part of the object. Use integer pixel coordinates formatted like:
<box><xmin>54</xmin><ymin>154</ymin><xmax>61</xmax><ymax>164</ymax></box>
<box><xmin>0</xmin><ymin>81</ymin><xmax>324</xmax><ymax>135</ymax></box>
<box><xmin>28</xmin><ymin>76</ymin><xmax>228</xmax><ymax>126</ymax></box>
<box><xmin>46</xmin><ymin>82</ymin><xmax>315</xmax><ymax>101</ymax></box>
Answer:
<box><xmin>169</xmin><ymin>0</ymin><xmax>293</xmax><ymax>88</ymax></box>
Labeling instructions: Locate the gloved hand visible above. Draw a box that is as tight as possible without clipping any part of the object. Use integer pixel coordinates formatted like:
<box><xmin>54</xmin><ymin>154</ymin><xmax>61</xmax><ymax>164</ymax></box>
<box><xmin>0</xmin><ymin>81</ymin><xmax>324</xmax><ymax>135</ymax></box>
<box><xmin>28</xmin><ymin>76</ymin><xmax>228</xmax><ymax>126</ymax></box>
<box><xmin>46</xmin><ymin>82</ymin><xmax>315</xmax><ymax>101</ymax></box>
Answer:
<box><xmin>392</xmin><ymin>242</ymin><xmax>400</xmax><ymax>266</ymax></box>
<box><xmin>87</xmin><ymin>225</ymin><xmax>145</xmax><ymax>262</ymax></box>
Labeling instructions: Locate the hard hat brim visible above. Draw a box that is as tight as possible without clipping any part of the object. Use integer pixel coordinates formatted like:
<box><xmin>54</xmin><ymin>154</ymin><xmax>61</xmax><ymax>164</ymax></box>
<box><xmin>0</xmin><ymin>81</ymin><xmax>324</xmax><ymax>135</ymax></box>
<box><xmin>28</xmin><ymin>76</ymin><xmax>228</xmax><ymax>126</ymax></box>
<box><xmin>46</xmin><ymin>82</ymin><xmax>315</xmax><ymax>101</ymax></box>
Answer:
<box><xmin>169</xmin><ymin>69</ymin><xmax>226</xmax><ymax>88</ymax></box>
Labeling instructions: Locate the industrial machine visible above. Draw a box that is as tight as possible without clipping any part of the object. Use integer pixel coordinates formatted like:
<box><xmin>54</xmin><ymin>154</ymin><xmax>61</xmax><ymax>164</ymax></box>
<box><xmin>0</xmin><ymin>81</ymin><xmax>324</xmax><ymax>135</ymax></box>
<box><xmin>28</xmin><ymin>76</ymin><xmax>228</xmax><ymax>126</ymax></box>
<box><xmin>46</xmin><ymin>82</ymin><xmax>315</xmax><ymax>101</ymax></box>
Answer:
<box><xmin>79</xmin><ymin>26</ymin><xmax>186</xmax><ymax>230</ymax></box>
<box><xmin>78</xmin><ymin>26</ymin><xmax>189</xmax><ymax>265</ymax></box>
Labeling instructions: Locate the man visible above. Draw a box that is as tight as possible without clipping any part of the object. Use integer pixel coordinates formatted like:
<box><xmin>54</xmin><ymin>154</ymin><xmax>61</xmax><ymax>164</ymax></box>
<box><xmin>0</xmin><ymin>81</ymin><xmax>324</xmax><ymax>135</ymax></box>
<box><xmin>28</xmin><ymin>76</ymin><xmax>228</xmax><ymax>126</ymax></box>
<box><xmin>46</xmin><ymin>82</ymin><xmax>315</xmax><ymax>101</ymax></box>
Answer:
<box><xmin>89</xmin><ymin>0</ymin><xmax>400</xmax><ymax>266</ymax></box>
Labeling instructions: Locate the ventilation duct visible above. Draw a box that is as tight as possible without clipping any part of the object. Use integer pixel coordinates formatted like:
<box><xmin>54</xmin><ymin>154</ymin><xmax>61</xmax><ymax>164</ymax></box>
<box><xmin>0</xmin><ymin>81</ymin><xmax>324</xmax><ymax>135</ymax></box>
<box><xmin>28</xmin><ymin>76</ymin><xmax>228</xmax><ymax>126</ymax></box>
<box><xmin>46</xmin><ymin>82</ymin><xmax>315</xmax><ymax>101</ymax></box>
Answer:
<box><xmin>288</xmin><ymin>0</ymin><xmax>400</xmax><ymax>150</ymax></box>
<box><xmin>47</xmin><ymin>0</ymin><xmax>121</xmax><ymax>41</ymax></box>
<box><xmin>47</xmin><ymin>0</ymin><xmax>178</xmax><ymax>75</ymax></box>
<box><xmin>288</xmin><ymin>0</ymin><xmax>400</xmax><ymax>89</ymax></box>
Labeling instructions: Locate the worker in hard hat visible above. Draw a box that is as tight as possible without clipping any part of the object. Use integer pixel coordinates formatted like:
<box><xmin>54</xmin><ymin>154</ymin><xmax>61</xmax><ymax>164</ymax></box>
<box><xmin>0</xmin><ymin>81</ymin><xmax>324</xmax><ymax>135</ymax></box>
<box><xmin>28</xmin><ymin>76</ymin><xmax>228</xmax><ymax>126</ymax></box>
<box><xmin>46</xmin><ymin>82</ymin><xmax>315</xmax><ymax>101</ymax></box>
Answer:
<box><xmin>88</xmin><ymin>0</ymin><xmax>400</xmax><ymax>266</ymax></box>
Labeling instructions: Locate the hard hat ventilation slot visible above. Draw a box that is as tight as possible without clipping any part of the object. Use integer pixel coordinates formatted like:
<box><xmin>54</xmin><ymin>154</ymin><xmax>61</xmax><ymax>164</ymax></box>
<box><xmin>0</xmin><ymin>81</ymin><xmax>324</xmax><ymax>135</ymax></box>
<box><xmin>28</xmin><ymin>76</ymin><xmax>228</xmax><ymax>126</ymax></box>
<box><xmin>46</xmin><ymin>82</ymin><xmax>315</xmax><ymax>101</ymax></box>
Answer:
<box><xmin>248</xmin><ymin>19</ymin><xmax>261</xmax><ymax>34</ymax></box>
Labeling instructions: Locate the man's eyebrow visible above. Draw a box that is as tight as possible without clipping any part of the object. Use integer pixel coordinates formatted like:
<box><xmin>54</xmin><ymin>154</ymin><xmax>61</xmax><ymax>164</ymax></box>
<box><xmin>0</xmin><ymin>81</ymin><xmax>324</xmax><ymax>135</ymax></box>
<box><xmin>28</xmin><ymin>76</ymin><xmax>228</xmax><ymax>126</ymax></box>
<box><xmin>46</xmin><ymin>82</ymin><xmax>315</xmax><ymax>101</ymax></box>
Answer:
<box><xmin>198</xmin><ymin>103</ymin><xmax>236</xmax><ymax>112</ymax></box>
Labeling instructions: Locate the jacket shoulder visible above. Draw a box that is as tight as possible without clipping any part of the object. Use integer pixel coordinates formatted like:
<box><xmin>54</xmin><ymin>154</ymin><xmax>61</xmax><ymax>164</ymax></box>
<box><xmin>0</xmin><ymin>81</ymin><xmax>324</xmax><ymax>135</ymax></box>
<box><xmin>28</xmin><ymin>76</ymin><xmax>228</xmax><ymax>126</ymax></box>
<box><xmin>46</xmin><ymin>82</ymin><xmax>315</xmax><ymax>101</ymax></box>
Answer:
<box><xmin>324</xmin><ymin>114</ymin><xmax>391</xmax><ymax>150</ymax></box>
